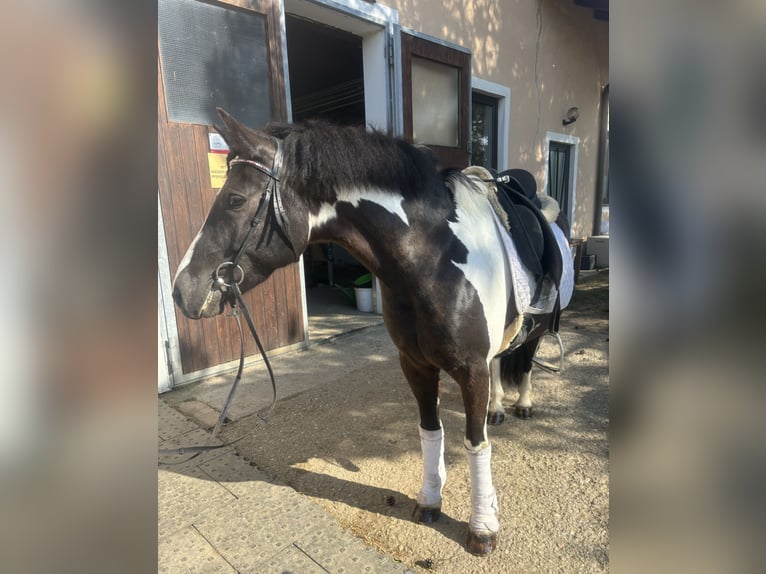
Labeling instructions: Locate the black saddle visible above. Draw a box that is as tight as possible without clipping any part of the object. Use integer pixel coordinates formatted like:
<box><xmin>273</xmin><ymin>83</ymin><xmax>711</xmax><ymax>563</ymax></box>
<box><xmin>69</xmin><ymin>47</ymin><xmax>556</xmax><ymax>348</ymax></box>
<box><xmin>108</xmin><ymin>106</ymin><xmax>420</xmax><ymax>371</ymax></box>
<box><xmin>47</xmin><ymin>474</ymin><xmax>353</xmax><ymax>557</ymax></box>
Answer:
<box><xmin>492</xmin><ymin>169</ymin><xmax>564</xmax><ymax>296</ymax></box>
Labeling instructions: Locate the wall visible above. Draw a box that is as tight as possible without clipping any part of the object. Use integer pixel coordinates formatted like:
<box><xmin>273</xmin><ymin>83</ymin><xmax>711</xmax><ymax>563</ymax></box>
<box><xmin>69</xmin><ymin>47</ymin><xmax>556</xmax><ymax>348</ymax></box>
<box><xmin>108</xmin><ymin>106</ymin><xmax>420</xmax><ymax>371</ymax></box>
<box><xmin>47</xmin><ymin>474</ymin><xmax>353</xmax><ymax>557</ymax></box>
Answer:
<box><xmin>385</xmin><ymin>0</ymin><xmax>608</xmax><ymax>238</ymax></box>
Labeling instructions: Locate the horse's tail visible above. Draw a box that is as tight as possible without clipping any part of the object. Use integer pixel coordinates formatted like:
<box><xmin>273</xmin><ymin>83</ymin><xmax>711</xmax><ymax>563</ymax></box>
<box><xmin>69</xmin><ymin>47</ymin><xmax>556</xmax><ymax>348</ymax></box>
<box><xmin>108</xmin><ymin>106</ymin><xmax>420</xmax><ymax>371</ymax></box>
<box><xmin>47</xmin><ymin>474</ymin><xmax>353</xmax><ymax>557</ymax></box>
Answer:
<box><xmin>499</xmin><ymin>338</ymin><xmax>541</xmax><ymax>385</ymax></box>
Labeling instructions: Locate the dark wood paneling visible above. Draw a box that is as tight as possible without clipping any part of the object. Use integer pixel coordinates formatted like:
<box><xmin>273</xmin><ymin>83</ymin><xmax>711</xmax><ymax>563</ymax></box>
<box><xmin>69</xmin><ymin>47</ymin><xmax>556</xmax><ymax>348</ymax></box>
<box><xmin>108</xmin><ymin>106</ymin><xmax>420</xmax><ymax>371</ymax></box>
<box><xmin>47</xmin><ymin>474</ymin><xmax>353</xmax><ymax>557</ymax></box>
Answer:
<box><xmin>401</xmin><ymin>32</ymin><xmax>471</xmax><ymax>169</ymax></box>
<box><xmin>158</xmin><ymin>0</ymin><xmax>305</xmax><ymax>375</ymax></box>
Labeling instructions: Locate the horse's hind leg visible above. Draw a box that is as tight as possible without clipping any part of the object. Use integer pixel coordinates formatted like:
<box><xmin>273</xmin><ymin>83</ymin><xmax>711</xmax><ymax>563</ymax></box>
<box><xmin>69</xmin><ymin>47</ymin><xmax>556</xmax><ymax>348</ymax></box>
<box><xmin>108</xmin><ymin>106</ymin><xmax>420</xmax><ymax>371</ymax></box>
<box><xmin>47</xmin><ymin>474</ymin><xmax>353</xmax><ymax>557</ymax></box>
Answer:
<box><xmin>487</xmin><ymin>358</ymin><xmax>505</xmax><ymax>425</ymax></box>
<box><xmin>455</xmin><ymin>360</ymin><xmax>499</xmax><ymax>555</ymax></box>
<box><xmin>501</xmin><ymin>338</ymin><xmax>542</xmax><ymax>419</ymax></box>
<box><xmin>399</xmin><ymin>354</ymin><xmax>445</xmax><ymax>524</ymax></box>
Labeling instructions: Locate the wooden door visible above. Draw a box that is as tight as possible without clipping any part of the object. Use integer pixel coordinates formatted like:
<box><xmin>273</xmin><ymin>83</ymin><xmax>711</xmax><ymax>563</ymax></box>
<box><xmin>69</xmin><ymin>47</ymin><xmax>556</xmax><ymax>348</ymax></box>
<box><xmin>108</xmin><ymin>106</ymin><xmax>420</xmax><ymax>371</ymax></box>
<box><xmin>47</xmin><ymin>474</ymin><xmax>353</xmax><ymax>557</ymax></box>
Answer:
<box><xmin>158</xmin><ymin>0</ymin><xmax>304</xmax><ymax>375</ymax></box>
<box><xmin>401</xmin><ymin>32</ymin><xmax>471</xmax><ymax>169</ymax></box>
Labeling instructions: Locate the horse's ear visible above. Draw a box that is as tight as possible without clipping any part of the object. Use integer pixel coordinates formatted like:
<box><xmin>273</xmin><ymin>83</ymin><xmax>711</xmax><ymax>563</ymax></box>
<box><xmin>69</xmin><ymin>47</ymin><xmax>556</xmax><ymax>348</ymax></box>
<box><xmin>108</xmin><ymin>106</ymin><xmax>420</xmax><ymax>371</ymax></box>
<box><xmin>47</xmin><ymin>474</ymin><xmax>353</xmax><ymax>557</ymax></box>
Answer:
<box><xmin>215</xmin><ymin>108</ymin><xmax>271</xmax><ymax>156</ymax></box>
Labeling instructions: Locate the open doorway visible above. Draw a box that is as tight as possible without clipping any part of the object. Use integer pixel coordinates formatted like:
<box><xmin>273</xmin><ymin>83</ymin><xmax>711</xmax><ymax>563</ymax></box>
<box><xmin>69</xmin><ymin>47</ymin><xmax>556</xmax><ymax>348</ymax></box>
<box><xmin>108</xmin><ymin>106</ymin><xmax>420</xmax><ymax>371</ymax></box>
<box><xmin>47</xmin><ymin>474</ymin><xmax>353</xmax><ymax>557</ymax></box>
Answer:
<box><xmin>285</xmin><ymin>14</ymin><xmax>380</xmax><ymax>339</ymax></box>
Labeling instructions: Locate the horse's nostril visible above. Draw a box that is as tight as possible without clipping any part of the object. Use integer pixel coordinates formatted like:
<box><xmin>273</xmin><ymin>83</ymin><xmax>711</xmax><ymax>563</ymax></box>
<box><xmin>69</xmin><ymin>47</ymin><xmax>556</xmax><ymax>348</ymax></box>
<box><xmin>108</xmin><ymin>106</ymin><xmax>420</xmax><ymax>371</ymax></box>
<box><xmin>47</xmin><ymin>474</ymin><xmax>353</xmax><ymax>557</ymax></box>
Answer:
<box><xmin>172</xmin><ymin>285</ymin><xmax>184</xmax><ymax>309</ymax></box>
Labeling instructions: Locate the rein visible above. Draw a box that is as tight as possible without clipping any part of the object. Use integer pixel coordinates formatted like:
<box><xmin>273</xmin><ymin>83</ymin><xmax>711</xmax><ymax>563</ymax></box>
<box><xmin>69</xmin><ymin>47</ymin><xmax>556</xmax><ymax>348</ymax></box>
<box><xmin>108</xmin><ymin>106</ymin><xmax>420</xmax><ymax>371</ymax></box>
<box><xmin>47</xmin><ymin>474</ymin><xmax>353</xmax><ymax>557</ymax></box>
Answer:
<box><xmin>159</xmin><ymin>139</ymin><xmax>290</xmax><ymax>465</ymax></box>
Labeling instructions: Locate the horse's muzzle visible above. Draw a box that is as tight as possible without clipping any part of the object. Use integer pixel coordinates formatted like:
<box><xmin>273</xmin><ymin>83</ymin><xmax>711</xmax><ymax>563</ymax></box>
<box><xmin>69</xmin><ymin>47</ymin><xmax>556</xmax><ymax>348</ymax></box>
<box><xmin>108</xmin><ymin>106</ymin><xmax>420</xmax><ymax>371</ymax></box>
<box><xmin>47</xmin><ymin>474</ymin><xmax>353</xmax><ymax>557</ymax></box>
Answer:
<box><xmin>173</xmin><ymin>271</ymin><xmax>227</xmax><ymax>319</ymax></box>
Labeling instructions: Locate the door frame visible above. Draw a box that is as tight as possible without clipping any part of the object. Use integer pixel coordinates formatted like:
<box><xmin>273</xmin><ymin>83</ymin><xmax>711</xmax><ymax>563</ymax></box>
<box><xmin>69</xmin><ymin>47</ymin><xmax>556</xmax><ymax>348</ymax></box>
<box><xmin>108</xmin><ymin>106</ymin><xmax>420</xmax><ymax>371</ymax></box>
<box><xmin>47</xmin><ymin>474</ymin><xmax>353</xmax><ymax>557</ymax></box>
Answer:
<box><xmin>543</xmin><ymin>130</ymin><xmax>580</xmax><ymax>233</ymax></box>
<box><xmin>284</xmin><ymin>0</ymin><xmax>399</xmax><ymax>316</ymax></box>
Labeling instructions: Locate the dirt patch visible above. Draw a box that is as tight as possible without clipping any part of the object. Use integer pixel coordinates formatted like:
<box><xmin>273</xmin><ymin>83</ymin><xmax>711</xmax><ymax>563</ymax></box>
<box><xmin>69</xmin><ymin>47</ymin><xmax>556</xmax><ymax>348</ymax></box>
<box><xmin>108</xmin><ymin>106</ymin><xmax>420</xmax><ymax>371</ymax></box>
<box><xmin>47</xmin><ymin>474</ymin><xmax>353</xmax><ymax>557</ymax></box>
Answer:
<box><xmin>222</xmin><ymin>270</ymin><xmax>609</xmax><ymax>572</ymax></box>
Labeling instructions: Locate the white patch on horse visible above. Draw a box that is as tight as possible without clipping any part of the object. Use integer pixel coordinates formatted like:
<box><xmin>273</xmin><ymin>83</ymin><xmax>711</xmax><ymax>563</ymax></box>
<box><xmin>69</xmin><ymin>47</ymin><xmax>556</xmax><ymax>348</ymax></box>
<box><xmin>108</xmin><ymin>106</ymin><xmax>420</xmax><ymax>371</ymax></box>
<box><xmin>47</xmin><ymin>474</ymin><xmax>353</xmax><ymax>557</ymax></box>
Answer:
<box><xmin>447</xmin><ymin>180</ymin><xmax>511</xmax><ymax>361</ymax></box>
<box><xmin>307</xmin><ymin>203</ymin><xmax>338</xmax><ymax>238</ymax></box>
<box><xmin>307</xmin><ymin>188</ymin><xmax>408</xmax><ymax>239</ymax></box>
<box><xmin>340</xmin><ymin>187</ymin><xmax>410</xmax><ymax>226</ymax></box>
<box><xmin>489</xmin><ymin>358</ymin><xmax>504</xmax><ymax>415</ymax></box>
<box><xmin>516</xmin><ymin>369</ymin><xmax>532</xmax><ymax>408</ymax></box>
<box><xmin>173</xmin><ymin>224</ymin><xmax>206</xmax><ymax>283</ymax></box>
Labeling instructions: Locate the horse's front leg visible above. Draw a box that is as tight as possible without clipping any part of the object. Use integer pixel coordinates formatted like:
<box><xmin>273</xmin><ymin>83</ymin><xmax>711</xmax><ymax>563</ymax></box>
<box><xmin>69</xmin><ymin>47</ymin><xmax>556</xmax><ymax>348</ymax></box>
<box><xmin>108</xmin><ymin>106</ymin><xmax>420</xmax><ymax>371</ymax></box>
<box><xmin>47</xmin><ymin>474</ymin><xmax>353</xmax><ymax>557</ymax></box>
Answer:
<box><xmin>399</xmin><ymin>353</ymin><xmax>445</xmax><ymax>524</ymax></box>
<box><xmin>457</xmin><ymin>360</ymin><xmax>500</xmax><ymax>555</ymax></box>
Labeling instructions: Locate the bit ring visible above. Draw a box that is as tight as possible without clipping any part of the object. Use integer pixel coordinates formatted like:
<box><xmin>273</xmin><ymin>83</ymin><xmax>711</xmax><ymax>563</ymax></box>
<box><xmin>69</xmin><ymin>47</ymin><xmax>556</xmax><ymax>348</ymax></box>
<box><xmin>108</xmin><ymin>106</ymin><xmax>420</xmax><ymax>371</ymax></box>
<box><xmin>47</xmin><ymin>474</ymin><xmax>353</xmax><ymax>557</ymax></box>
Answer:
<box><xmin>214</xmin><ymin>262</ymin><xmax>244</xmax><ymax>288</ymax></box>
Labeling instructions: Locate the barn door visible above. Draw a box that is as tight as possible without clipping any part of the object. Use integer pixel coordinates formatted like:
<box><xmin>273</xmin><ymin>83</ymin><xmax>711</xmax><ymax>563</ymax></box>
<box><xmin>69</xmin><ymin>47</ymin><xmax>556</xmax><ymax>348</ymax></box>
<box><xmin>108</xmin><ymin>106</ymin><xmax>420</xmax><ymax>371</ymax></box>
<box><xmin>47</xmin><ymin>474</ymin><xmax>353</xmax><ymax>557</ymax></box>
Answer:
<box><xmin>400</xmin><ymin>31</ymin><xmax>471</xmax><ymax>169</ymax></box>
<box><xmin>158</xmin><ymin>0</ymin><xmax>305</xmax><ymax>378</ymax></box>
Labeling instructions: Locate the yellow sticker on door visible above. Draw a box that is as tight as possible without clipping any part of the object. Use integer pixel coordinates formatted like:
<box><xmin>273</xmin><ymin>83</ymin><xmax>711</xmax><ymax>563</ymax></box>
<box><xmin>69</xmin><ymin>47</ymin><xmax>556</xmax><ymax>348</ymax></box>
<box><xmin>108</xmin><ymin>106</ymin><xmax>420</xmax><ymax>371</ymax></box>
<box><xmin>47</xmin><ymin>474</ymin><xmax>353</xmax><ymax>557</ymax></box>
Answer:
<box><xmin>208</xmin><ymin>152</ymin><xmax>228</xmax><ymax>188</ymax></box>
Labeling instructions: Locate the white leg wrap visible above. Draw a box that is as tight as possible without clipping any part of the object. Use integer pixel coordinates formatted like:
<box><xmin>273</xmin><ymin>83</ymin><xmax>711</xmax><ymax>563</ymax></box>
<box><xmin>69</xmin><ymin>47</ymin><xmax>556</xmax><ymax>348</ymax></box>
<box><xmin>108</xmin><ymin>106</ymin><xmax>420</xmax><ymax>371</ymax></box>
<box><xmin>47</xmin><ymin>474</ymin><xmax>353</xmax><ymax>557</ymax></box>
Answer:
<box><xmin>417</xmin><ymin>425</ymin><xmax>447</xmax><ymax>507</ymax></box>
<box><xmin>466</xmin><ymin>443</ymin><xmax>500</xmax><ymax>533</ymax></box>
<box><xmin>516</xmin><ymin>370</ymin><xmax>532</xmax><ymax>408</ymax></box>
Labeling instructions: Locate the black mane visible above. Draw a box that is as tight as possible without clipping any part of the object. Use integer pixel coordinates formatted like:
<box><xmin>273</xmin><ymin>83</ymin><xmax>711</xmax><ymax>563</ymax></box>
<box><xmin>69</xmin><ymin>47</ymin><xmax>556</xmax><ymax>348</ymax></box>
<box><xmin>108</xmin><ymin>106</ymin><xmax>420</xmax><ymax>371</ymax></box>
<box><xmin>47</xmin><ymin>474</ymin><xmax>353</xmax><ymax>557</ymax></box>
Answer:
<box><xmin>264</xmin><ymin>121</ymin><xmax>443</xmax><ymax>206</ymax></box>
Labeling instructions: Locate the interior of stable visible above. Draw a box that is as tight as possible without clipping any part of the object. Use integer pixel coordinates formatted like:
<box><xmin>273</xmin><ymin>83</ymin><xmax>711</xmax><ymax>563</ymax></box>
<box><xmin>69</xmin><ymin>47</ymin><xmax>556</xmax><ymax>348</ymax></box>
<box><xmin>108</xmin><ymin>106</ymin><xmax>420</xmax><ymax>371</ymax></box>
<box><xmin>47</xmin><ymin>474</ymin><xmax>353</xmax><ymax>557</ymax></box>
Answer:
<box><xmin>285</xmin><ymin>15</ymin><xmax>380</xmax><ymax>333</ymax></box>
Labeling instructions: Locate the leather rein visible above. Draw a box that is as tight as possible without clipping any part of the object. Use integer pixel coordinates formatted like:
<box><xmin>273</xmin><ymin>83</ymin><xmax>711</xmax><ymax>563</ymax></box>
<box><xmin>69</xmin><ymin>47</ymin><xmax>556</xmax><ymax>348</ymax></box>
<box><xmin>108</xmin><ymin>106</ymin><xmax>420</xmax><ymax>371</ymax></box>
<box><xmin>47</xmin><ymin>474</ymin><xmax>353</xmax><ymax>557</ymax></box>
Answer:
<box><xmin>160</xmin><ymin>139</ymin><xmax>293</xmax><ymax>464</ymax></box>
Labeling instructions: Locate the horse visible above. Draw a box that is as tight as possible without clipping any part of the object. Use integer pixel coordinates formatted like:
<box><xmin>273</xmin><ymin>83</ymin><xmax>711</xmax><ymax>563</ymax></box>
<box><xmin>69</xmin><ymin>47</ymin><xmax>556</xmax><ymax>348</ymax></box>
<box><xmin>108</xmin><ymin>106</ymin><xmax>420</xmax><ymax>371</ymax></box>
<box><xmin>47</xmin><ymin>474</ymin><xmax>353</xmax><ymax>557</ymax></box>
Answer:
<box><xmin>172</xmin><ymin>109</ymin><xmax>574</xmax><ymax>556</ymax></box>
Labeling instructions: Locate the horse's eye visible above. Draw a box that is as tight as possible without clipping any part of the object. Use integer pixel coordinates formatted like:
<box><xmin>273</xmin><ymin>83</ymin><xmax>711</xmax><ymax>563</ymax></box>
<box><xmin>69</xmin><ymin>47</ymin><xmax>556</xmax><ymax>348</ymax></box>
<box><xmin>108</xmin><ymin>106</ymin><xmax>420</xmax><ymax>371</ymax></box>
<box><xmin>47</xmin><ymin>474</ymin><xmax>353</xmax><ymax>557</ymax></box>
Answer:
<box><xmin>227</xmin><ymin>194</ymin><xmax>246</xmax><ymax>209</ymax></box>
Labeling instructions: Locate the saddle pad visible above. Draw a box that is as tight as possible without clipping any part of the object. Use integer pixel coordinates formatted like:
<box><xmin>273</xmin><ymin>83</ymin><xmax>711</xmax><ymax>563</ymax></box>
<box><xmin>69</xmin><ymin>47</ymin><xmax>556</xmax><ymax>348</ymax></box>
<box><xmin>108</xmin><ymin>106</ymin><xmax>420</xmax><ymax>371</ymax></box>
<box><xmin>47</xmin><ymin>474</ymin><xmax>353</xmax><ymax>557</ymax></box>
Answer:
<box><xmin>491</xmin><ymin>208</ymin><xmax>574</xmax><ymax>316</ymax></box>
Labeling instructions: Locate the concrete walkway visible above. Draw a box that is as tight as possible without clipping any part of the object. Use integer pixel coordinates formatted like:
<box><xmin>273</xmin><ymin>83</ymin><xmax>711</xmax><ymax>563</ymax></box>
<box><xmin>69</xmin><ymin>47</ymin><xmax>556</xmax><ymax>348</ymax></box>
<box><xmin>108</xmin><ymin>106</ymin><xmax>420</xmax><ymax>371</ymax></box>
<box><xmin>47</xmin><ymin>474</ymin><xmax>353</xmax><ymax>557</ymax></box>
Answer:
<box><xmin>158</xmin><ymin>322</ymin><xmax>414</xmax><ymax>574</ymax></box>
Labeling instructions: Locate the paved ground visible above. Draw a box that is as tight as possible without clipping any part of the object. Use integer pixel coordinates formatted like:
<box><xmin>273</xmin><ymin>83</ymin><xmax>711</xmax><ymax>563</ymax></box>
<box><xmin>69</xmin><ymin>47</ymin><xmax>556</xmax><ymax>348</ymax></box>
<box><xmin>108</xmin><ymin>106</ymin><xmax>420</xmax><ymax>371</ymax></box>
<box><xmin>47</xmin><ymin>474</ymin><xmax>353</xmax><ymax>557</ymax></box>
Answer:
<box><xmin>159</xmin><ymin>399</ymin><xmax>414</xmax><ymax>573</ymax></box>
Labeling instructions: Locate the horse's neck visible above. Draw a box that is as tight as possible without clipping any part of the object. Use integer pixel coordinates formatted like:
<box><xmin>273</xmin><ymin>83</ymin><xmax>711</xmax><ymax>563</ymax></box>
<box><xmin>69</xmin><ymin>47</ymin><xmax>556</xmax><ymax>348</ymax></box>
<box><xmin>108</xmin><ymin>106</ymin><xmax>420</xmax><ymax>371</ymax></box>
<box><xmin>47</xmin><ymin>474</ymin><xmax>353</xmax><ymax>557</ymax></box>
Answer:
<box><xmin>307</xmin><ymin>185</ymin><xmax>417</xmax><ymax>284</ymax></box>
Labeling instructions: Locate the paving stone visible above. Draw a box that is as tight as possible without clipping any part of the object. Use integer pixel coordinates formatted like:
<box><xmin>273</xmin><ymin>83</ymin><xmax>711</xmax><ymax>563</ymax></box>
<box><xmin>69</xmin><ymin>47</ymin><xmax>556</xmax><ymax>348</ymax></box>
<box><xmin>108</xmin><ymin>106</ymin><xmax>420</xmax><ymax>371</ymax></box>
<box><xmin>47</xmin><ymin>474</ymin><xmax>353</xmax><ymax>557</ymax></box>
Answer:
<box><xmin>159</xmin><ymin>399</ymin><xmax>198</xmax><ymax>440</ymax></box>
<box><xmin>193</xmin><ymin>511</ymin><xmax>286</xmax><ymax>572</ymax></box>
<box><xmin>248</xmin><ymin>544</ymin><xmax>328</xmax><ymax>574</ymax></box>
<box><xmin>198</xmin><ymin>450</ymin><xmax>272</xmax><ymax>498</ymax></box>
<box><xmin>158</xmin><ymin>462</ymin><xmax>237</xmax><ymax>541</ymax></box>
<box><xmin>158</xmin><ymin>427</ymin><xmax>231</xmax><ymax>469</ymax></box>
<box><xmin>175</xmin><ymin>399</ymin><xmax>222</xmax><ymax>430</ymax></box>
<box><xmin>295</xmin><ymin>528</ymin><xmax>417</xmax><ymax>574</ymax></box>
<box><xmin>158</xmin><ymin>526</ymin><xmax>236</xmax><ymax>574</ymax></box>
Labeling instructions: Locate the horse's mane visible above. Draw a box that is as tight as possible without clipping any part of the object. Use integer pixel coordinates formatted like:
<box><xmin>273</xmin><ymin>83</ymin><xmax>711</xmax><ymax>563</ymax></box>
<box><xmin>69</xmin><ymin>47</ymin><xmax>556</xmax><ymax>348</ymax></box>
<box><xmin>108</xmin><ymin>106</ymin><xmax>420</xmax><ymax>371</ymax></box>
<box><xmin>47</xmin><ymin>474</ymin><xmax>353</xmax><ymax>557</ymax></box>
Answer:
<box><xmin>263</xmin><ymin>121</ymin><xmax>443</xmax><ymax>205</ymax></box>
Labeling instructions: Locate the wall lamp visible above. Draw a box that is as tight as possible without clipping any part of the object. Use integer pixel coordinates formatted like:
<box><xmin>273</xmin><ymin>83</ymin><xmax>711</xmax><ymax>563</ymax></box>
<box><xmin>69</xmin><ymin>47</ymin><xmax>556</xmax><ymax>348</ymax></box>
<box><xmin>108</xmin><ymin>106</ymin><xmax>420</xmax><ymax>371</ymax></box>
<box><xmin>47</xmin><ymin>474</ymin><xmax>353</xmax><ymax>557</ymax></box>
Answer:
<box><xmin>562</xmin><ymin>107</ymin><xmax>580</xmax><ymax>126</ymax></box>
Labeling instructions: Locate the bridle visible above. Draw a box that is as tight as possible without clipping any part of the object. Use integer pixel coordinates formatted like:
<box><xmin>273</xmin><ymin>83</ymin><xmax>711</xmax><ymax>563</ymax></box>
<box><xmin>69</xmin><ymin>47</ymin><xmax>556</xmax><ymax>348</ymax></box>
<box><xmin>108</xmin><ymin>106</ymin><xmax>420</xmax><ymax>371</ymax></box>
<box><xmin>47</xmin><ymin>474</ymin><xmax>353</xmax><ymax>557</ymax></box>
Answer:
<box><xmin>159</xmin><ymin>138</ymin><xmax>294</xmax><ymax>464</ymax></box>
<box><xmin>222</xmin><ymin>138</ymin><xmax>298</xmax><ymax>274</ymax></box>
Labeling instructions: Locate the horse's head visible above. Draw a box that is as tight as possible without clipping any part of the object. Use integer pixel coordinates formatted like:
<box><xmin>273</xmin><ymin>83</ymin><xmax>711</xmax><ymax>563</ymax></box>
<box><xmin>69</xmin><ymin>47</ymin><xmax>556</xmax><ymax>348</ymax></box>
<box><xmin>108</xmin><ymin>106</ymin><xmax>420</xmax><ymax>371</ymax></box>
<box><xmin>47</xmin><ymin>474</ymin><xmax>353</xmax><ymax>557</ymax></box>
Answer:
<box><xmin>172</xmin><ymin>109</ymin><xmax>307</xmax><ymax>319</ymax></box>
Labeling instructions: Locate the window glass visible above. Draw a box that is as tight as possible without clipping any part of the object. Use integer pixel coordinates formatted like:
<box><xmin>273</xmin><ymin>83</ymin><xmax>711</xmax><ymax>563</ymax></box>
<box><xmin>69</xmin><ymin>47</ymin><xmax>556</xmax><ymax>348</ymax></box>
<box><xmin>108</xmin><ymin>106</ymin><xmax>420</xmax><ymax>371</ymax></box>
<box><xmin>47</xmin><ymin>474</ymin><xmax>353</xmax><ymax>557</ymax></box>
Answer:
<box><xmin>411</xmin><ymin>57</ymin><xmax>459</xmax><ymax>147</ymax></box>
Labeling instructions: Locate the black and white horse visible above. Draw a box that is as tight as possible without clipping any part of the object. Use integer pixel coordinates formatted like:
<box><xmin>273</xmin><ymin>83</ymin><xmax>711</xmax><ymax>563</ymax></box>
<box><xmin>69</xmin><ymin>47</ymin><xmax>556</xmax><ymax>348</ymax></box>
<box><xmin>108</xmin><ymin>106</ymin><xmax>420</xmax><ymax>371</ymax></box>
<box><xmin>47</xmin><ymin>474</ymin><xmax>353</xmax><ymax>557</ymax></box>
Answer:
<box><xmin>172</xmin><ymin>110</ymin><xmax>574</xmax><ymax>555</ymax></box>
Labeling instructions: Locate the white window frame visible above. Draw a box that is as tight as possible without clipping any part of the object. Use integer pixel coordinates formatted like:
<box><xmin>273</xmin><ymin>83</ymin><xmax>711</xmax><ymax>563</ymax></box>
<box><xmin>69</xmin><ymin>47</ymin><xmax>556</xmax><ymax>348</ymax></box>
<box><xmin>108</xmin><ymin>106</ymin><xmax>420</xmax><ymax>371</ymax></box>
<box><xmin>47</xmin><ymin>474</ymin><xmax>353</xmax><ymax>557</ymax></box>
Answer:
<box><xmin>543</xmin><ymin>130</ymin><xmax>579</xmax><ymax>230</ymax></box>
<box><xmin>471</xmin><ymin>77</ymin><xmax>510</xmax><ymax>171</ymax></box>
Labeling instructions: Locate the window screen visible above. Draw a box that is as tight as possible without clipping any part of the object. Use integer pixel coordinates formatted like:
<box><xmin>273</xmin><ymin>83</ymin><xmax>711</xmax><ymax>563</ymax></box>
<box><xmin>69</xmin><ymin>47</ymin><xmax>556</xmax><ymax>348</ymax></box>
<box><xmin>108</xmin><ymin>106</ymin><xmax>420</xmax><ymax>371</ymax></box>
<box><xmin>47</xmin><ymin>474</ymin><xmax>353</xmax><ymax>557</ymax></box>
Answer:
<box><xmin>158</xmin><ymin>0</ymin><xmax>272</xmax><ymax>127</ymax></box>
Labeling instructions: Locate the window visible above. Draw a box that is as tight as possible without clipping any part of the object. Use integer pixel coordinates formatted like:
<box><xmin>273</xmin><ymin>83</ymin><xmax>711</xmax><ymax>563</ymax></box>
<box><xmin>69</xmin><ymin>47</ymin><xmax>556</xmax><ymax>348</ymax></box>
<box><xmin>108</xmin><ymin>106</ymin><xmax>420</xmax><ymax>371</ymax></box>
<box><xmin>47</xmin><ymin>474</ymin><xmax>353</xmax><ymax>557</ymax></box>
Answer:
<box><xmin>158</xmin><ymin>0</ymin><xmax>272</xmax><ymax>127</ymax></box>
<box><xmin>548</xmin><ymin>141</ymin><xmax>572</xmax><ymax>217</ymax></box>
<box><xmin>471</xmin><ymin>92</ymin><xmax>499</xmax><ymax>170</ymax></box>
<box><xmin>401</xmin><ymin>31</ymin><xmax>471</xmax><ymax>168</ymax></box>
<box><xmin>544</xmin><ymin>131</ymin><xmax>580</xmax><ymax>229</ymax></box>
<box><xmin>411</xmin><ymin>57</ymin><xmax>460</xmax><ymax>147</ymax></box>
<box><xmin>470</xmin><ymin>78</ymin><xmax>510</xmax><ymax>171</ymax></box>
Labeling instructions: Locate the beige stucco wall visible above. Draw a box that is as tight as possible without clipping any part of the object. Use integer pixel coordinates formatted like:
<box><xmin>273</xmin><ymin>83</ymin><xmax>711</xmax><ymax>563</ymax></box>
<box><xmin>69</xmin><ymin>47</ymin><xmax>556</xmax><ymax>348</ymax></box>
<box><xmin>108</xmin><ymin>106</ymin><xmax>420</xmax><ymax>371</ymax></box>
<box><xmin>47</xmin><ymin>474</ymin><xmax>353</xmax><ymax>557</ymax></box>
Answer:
<box><xmin>385</xmin><ymin>0</ymin><xmax>608</xmax><ymax>238</ymax></box>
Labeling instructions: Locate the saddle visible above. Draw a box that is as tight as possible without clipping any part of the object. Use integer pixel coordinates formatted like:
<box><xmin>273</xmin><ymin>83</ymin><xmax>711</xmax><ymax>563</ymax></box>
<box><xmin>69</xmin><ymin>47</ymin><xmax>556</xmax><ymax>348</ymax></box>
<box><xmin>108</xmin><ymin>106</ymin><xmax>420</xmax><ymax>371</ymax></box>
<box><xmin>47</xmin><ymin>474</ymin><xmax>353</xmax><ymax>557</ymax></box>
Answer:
<box><xmin>463</xmin><ymin>166</ymin><xmax>564</xmax><ymax>303</ymax></box>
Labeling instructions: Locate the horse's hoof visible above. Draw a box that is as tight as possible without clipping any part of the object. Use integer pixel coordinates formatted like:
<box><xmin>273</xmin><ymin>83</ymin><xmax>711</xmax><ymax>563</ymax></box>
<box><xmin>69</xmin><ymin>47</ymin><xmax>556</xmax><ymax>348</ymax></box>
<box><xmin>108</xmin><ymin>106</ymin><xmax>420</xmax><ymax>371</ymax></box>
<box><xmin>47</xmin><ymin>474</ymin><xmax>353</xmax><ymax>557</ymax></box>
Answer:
<box><xmin>413</xmin><ymin>504</ymin><xmax>441</xmax><ymax>524</ymax></box>
<box><xmin>514</xmin><ymin>405</ymin><xmax>533</xmax><ymax>419</ymax></box>
<box><xmin>467</xmin><ymin>529</ymin><xmax>498</xmax><ymax>556</ymax></box>
<box><xmin>487</xmin><ymin>411</ymin><xmax>505</xmax><ymax>425</ymax></box>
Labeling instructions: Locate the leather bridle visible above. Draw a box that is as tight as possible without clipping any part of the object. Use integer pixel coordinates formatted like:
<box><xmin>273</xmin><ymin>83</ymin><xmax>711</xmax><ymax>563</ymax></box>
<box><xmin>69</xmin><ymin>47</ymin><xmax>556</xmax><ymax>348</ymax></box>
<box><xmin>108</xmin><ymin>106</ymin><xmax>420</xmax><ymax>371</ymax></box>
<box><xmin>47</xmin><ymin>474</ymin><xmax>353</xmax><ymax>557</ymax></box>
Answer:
<box><xmin>214</xmin><ymin>138</ymin><xmax>297</xmax><ymax>290</ymax></box>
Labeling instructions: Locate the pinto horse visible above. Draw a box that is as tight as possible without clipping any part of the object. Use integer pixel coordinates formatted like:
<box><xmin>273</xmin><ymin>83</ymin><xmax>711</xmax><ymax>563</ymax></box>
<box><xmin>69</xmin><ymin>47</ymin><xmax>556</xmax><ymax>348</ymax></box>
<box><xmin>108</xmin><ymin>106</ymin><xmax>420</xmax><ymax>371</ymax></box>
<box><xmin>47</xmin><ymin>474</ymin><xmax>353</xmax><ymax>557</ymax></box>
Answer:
<box><xmin>172</xmin><ymin>109</ymin><xmax>574</xmax><ymax>555</ymax></box>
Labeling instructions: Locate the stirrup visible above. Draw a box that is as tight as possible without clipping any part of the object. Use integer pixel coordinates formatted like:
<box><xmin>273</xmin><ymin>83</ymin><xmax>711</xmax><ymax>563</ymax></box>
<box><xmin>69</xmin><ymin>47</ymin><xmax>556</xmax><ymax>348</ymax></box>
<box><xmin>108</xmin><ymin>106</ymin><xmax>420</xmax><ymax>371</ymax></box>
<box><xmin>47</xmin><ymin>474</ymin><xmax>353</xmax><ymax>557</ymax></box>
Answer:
<box><xmin>532</xmin><ymin>330</ymin><xmax>564</xmax><ymax>373</ymax></box>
